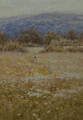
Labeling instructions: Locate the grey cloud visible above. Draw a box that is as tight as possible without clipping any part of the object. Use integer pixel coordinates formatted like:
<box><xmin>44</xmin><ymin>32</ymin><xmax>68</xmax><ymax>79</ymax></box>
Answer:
<box><xmin>0</xmin><ymin>0</ymin><xmax>83</xmax><ymax>17</ymax></box>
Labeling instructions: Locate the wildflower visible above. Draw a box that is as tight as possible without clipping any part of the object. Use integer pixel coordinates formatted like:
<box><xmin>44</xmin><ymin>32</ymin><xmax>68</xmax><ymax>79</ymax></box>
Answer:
<box><xmin>47</xmin><ymin>110</ymin><xmax>51</xmax><ymax>114</ymax></box>
<box><xmin>17</xmin><ymin>113</ymin><xmax>21</xmax><ymax>116</ymax></box>
<box><xmin>43</xmin><ymin>90</ymin><xmax>51</xmax><ymax>94</ymax></box>
<box><xmin>32</xmin><ymin>113</ymin><xmax>38</xmax><ymax>117</ymax></box>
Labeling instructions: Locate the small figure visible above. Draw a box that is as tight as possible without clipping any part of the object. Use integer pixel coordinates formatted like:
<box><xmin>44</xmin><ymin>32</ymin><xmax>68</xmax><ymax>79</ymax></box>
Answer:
<box><xmin>33</xmin><ymin>56</ymin><xmax>37</xmax><ymax>62</ymax></box>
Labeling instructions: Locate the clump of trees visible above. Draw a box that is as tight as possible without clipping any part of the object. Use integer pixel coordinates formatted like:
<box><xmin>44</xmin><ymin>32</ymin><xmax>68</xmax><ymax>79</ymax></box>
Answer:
<box><xmin>18</xmin><ymin>29</ymin><xmax>42</xmax><ymax>45</ymax></box>
<box><xmin>79</xmin><ymin>32</ymin><xmax>83</xmax><ymax>41</ymax></box>
<box><xmin>44</xmin><ymin>32</ymin><xmax>59</xmax><ymax>46</ymax></box>
<box><xmin>63</xmin><ymin>29</ymin><xmax>78</xmax><ymax>40</ymax></box>
<box><xmin>0</xmin><ymin>32</ymin><xmax>8</xmax><ymax>45</ymax></box>
<box><xmin>0</xmin><ymin>29</ymin><xmax>83</xmax><ymax>47</ymax></box>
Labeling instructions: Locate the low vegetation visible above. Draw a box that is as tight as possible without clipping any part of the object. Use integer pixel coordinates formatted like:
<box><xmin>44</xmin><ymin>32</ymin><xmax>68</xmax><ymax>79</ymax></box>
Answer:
<box><xmin>0</xmin><ymin>52</ymin><xmax>83</xmax><ymax>120</ymax></box>
<box><xmin>43</xmin><ymin>45</ymin><xmax>83</xmax><ymax>53</ymax></box>
<box><xmin>44</xmin><ymin>46</ymin><xmax>64</xmax><ymax>52</ymax></box>
<box><xmin>0</xmin><ymin>42</ymin><xmax>28</xmax><ymax>52</ymax></box>
<box><xmin>0</xmin><ymin>29</ymin><xmax>83</xmax><ymax>53</ymax></box>
<box><xmin>0</xmin><ymin>28</ymin><xmax>83</xmax><ymax>120</ymax></box>
<box><xmin>65</xmin><ymin>47</ymin><xmax>83</xmax><ymax>53</ymax></box>
<box><xmin>0</xmin><ymin>79</ymin><xmax>83</xmax><ymax>120</ymax></box>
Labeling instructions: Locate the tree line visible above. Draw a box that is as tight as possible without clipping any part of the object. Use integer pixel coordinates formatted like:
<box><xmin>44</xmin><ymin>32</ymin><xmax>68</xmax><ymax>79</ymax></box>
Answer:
<box><xmin>0</xmin><ymin>29</ymin><xmax>83</xmax><ymax>46</ymax></box>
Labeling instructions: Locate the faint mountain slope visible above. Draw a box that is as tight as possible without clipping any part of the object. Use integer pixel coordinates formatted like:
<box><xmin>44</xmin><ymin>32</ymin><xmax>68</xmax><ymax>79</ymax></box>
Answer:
<box><xmin>0</xmin><ymin>12</ymin><xmax>83</xmax><ymax>36</ymax></box>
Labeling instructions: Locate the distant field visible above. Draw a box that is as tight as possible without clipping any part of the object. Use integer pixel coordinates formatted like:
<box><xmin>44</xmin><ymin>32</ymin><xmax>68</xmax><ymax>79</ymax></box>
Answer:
<box><xmin>28</xmin><ymin>47</ymin><xmax>44</xmax><ymax>53</ymax></box>
<box><xmin>0</xmin><ymin>50</ymin><xmax>83</xmax><ymax>120</ymax></box>
<box><xmin>0</xmin><ymin>49</ymin><xmax>83</xmax><ymax>80</ymax></box>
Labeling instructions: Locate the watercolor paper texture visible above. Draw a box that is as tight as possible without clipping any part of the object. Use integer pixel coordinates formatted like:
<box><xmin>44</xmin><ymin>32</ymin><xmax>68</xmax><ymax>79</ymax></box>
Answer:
<box><xmin>0</xmin><ymin>0</ymin><xmax>83</xmax><ymax>17</ymax></box>
<box><xmin>0</xmin><ymin>1</ymin><xmax>83</xmax><ymax>120</ymax></box>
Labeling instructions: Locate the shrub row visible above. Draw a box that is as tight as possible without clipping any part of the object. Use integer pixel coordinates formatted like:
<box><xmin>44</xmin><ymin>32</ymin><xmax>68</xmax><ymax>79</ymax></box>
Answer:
<box><xmin>0</xmin><ymin>42</ymin><xmax>28</xmax><ymax>53</ymax></box>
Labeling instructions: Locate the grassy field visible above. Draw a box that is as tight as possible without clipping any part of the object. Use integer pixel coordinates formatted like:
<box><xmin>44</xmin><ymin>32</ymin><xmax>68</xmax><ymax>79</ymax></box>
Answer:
<box><xmin>0</xmin><ymin>48</ymin><xmax>83</xmax><ymax>120</ymax></box>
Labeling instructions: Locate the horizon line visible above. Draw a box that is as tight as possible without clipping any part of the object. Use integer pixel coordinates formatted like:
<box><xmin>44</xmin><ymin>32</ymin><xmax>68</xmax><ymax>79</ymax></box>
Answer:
<box><xmin>0</xmin><ymin>11</ymin><xmax>83</xmax><ymax>19</ymax></box>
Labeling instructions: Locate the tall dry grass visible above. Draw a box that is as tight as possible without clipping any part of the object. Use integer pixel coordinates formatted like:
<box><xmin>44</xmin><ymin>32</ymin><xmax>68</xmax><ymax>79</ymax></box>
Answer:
<box><xmin>44</xmin><ymin>39</ymin><xmax>83</xmax><ymax>53</ymax></box>
<box><xmin>44</xmin><ymin>45</ymin><xmax>83</xmax><ymax>53</ymax></box>
<box><xmin>0</xmin><ymin>42</ymin><xmax>28</xmax><ymax>52</ymax></box>
<box><xmin>0</xmin><ymin>49</ymin><xmax>83</xmax><ymax>120</ymax></box>
<box><xmin>0</xmin><ymin>78</ymin><xmax>83</xmax><ymax>120</ymax></box>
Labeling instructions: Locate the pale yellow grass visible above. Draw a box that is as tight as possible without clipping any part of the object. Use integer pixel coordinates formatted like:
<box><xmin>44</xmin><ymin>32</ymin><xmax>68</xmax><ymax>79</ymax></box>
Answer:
<box><xmin>0</xmin><ymin>50</ymin><xmax>83</xmax><ymax>120</ymax></box>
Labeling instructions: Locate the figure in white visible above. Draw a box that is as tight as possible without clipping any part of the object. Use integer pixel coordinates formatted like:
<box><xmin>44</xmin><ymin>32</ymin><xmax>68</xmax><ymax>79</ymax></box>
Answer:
<box><xmin>33</xmin><ymin>56</ymin><xmax>37</xmax><ymax>62</ymax></box>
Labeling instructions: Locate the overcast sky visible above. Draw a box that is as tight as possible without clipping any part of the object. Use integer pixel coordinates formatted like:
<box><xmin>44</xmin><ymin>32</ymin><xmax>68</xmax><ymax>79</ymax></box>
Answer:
<box><xmin>0</xmin><ymin>0</ymin><xmax>83</xmax><ymax>17</ymax></box>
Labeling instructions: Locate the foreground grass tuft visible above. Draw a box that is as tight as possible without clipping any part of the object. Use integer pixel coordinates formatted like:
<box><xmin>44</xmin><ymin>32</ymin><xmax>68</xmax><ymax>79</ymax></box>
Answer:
<box><xmin>0</xmin><ymin>79</ymin><xmax>83</xmax><ymax>120</ymax></box>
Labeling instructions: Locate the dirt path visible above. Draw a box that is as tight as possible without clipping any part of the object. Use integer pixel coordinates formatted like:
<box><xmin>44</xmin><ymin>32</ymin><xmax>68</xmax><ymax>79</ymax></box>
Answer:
<box><xmin>28</xmin><ymin>47</ymin><xmax>44</xmax><ymax>54</ymax></box>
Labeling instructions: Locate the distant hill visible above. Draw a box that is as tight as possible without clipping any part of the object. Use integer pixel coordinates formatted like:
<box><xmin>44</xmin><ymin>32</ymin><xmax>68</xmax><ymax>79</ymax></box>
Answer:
<box><xmin>0</xmin><ymin>12</ymin><xmax>83</xmax><ymax>36</ymax></box>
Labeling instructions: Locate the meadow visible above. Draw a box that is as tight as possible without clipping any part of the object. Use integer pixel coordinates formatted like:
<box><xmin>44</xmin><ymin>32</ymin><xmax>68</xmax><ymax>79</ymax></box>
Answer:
<box><xmin>0</xmin><ymin>49</ymin><xmax>83</xmax><ymax>120</ymax></box>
